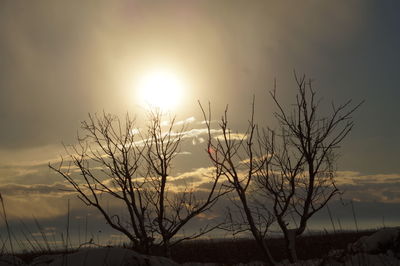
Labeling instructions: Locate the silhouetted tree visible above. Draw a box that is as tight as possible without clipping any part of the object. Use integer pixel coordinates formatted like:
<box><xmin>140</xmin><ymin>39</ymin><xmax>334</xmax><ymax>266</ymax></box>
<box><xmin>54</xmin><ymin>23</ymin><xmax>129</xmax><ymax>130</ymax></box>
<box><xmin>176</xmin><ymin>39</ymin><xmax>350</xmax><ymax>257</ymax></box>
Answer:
<box><xmin>201</xmin><ymin>74</ymin><xmax>362</xmax><ymax>264</ymax></box>
<box><xmin>200</xmin><ymin>100</ymin><xmax>277</xmax><ymax>265</ymax></box>
<box><xmin>141</xmin><ymin>111</ymin><xmax>226</xmax><ymax>257</ymax></box>
<box><xmin>50</xmin><ymin>111</ymin><xmax>225</xmax><ymax>256</ymax></box>
<box><xmin>257</xmin><ymin>74</ymin><xmax>363</xmax><ymax>262</ymax></box>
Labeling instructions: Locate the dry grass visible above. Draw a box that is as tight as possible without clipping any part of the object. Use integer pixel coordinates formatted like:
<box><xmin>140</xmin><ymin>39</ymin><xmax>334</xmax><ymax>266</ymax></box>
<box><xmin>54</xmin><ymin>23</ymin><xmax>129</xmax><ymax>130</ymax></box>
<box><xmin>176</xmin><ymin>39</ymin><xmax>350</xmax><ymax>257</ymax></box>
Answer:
<box><xmin>6</xmin><ymin>229</ymin><xmax>376</xmax><ymax>264</ymax></box>
<box><xmin>167</xmin><ymin>230</ymin><xmax>376</xmax><ymax>264</ymax></box>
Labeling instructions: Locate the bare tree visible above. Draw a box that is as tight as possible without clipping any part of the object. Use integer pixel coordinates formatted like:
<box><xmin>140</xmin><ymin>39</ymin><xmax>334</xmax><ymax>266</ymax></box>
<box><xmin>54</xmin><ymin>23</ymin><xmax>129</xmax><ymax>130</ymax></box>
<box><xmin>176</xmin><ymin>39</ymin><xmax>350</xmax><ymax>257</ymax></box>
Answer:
<box><xmin>142</xmin><ymin>111</ymin><xmax>226</xmax><ymax>257</ymax></box>
<box><xmin>200</xmin><ymin>100</ymin><xmax>277</xmax><ymax>265</ymax></box>
<box><xmin>200</xmin><ymin>74</ymin><xmax>362</xmax><ymax>264</ymax></box>
<box><xmin>256</xmin><ymin>74</ymin><xmax>363</xmax><ymax>262</ymax></box>
<box><xmin>50</xmin><ymin>111</ymin><xmax>226</xmax><ymax>257</ymax></box>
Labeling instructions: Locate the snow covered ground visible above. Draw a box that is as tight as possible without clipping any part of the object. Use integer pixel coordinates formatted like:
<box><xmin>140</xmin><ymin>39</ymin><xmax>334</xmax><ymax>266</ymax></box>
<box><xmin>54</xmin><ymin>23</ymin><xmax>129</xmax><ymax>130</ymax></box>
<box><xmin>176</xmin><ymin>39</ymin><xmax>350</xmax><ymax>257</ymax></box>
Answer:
<box><xmin>278</xmin><ymin>228</ymin><xmax>400</xmax><ymax>266</ymax></box>
<box><xmin>1</xmin><ymin>228</ymin><xmax>399</xmax><ymax>265</ymax></box>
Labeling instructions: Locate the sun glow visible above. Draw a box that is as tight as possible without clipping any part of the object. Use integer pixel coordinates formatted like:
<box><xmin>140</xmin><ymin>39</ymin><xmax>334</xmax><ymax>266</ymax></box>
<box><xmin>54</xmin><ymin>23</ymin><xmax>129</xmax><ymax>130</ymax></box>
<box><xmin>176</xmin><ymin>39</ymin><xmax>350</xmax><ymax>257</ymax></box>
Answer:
<box><xmin>136</xmin><ymin>69</ymin><xmax>184</xmax><ymax>111</ymax></box>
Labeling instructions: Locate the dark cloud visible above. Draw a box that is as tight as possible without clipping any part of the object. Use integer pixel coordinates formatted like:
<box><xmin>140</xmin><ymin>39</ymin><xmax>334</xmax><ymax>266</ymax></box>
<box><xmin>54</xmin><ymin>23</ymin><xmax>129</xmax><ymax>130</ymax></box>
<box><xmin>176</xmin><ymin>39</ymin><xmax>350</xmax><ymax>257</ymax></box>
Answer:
<box><xmin>335</xmin><ymin>171</ymin><xmax>400</xmax><ymax>203</ymax></box>
<box><xmin>0</xmin><ymin>182</ymin><xmax>72</xmax><ymax>196</ymax></box>
<box><xmin>309</xmin><ymin>199</ymin><xmax>400</xmax><ymax>231</ymax></box>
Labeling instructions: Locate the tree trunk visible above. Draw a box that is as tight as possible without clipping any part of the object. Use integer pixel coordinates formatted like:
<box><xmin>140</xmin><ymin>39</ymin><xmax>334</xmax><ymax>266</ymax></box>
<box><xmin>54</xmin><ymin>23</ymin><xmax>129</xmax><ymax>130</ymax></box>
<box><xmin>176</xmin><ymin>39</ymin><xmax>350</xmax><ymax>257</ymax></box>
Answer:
<box><xmin>284</xmin><ymin>229</ymin><xmax>298</xmax><ymax>263</ymax></box>
<box><xmin>255</xmin><ymin>235</ymin><xmax>276</xmax><ymax>266</ymax></box>
<box><xmin>239</xmin><ymin>191</ymin><xmax>276</xmax><ymax>265</ymax></box>
<box><xmin>163</xmin><ymin>239</ymin><xmax>171</xmax><ymax>258</ymax></box>
<box><xmin>141</xmin><ymin>238</ymin><xmax>151</xmax><ymax>255</ymax></box>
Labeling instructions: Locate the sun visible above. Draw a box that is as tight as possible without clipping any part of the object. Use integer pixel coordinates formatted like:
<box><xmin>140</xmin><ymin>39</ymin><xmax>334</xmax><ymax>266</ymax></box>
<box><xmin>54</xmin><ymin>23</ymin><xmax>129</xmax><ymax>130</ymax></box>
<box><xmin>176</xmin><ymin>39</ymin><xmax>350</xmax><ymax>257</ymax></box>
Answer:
<box><xmin>136</xmin><ymin>69</ymin><xmax>184</xmax><ymax>111</ymax></box>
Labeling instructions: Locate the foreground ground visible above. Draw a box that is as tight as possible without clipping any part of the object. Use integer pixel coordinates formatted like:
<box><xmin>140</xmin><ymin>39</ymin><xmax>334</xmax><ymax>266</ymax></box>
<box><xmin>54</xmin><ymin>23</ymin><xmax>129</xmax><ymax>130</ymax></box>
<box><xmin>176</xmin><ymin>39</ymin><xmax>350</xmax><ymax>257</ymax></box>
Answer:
<box><xmin>11</xmin><ymin>230</ymin><xmax>381</xmax><ymax>265</ymax></box>
<box><xmin>167</xmin><ymin>230</ymin><xmax>376</xmax><ymax>264</ymax></box>
<box><xmin>1</xmin><ymin>228</ymin><xmax>398</xmax><ymax>265</ymax></box>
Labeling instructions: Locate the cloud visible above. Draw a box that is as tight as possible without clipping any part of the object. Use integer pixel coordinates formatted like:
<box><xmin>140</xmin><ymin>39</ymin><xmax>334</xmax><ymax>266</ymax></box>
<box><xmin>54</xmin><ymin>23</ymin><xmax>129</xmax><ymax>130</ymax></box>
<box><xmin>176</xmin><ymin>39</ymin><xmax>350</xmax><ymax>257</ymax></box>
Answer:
<box><xmin>0</xmin><ymin>182</ymin><xmax>72</xmax><ymax>196</ymax></box>
<box><xmin>175</xmin><ymin>128</ymin><xmax>222</xmax><ymax>139</ymax></box>
<box><xmin>0</xmin><ymin>165</ymin><xmax>39</xmax><ymax>180</ymax></box>
<box><xmin>0</xmin><ymin>166</ymin><xmax>399</xmax><ymax>232</ymax></box>
<box><xmin>198</xmin><ymin>120</ymin><xmax>219</xmax><ymax>125</ymax></box>
<box><xmin>176</xmin><ymin>151</ymin><xmax>192</xmax><ymax>156</ymax></box>
<box><xmin>214</xmin><ymin>133</ymin><xmax>247</xmax><ymax>141</ymax></box>
<box><xmin>176</xmin><ymin>116</ymin><xmax>196</xmax><ymax>126</ymax></box>
<box><xmin>0</xmin><ymin>144</ymin><xmax>63</xmax><ymax>168</ymax></box>
<box><xmin>169</xmin><ymin>175</ymin><xmax>204</xmax><ymax>187</ymax></box>
<box><xmin>169</xmin><ymin>167</ymin><xmax>216</xmax><ymax>189</ymax></box>
<box><xmin>239</xmin><ymin>154</ymin><xmax>271</xmax><ymax>165</ymax></box>
<box><xmin>0</xmin><ymin>182</ymin><xmax>74</xmax><ymax>219</ymax></box>
<box><xmin>335</xmin><ymin>171</ymin><xmax>400</xmax><ymax>203</ymax></box>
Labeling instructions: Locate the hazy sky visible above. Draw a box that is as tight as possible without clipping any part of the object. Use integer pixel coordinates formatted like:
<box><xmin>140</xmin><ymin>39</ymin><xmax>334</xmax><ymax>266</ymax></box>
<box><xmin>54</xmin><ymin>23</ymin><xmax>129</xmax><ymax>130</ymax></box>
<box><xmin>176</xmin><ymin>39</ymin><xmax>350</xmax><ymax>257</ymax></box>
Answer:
<box><xmin>0</xmin><ymin>0</ymin><xmax>399</xmax><ymax>242</ymax></box>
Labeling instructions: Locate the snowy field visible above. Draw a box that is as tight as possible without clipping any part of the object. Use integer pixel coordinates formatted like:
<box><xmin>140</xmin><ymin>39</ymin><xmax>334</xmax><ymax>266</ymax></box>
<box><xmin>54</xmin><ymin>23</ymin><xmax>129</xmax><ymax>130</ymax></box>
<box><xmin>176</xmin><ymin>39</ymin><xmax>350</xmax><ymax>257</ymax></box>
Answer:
<box><xmin>0</xmin><ymin>228</ymin><xmax>399</xmax><ymax>266</ymax></box>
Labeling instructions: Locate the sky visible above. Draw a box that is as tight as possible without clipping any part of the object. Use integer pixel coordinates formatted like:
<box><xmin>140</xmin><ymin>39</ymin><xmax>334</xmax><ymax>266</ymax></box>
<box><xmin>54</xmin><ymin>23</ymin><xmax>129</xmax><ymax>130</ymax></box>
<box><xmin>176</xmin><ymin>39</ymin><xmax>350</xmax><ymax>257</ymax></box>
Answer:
<box><xmin>0</xmin><ymin>0</ymin><xmax>399</xmax><ymax>248</ymax></box>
